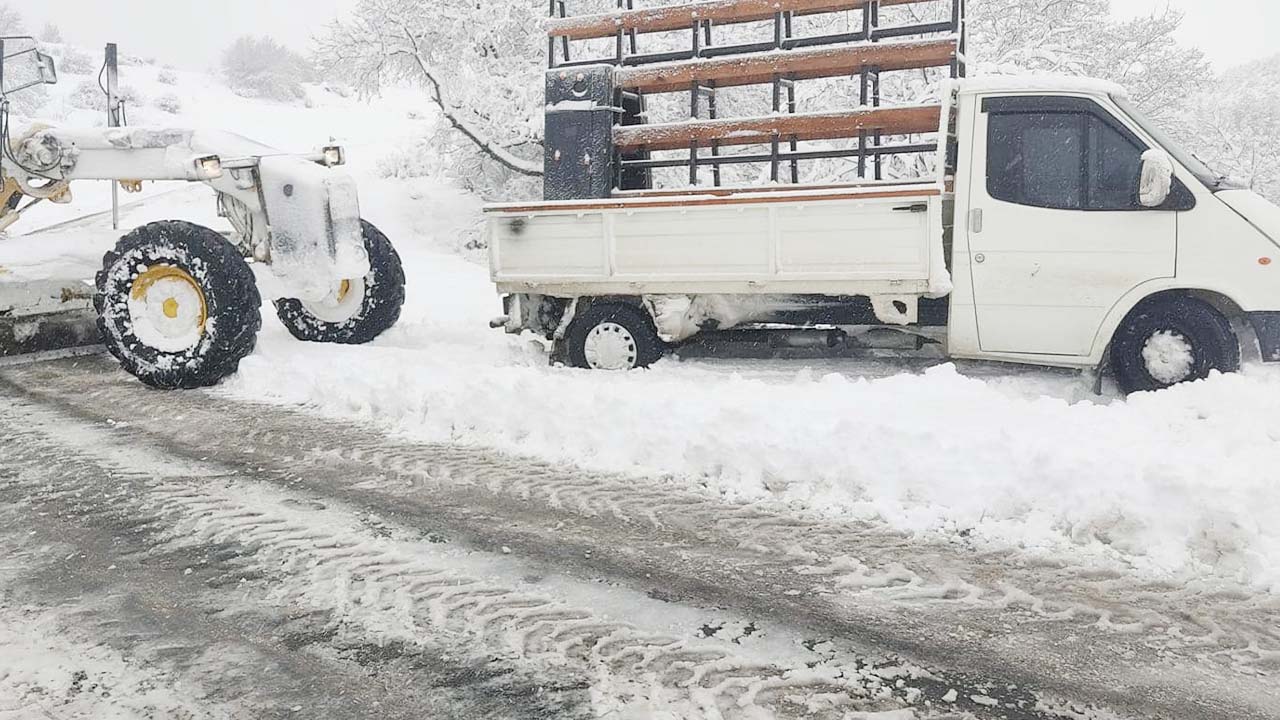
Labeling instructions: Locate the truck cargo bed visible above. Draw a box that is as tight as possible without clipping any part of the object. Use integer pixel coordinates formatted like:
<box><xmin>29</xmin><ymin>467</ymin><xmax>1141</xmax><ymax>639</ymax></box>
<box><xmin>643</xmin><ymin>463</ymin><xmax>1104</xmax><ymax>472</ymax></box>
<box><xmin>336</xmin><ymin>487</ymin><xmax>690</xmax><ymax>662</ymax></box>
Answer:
<box><xmin>486</xmin><ymin>182</ymin><xmax>952</xmax><ymax>299</ymax></box>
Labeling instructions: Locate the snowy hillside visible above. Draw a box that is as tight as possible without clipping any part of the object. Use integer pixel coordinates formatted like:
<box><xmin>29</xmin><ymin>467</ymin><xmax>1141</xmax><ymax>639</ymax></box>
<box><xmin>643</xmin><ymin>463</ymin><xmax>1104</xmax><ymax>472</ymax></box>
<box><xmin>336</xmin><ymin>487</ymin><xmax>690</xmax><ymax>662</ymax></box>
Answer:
<box><xmin>4</xmin><ymin>43</ymin><xmax>1280</xmax><ymax>600</ymax></box>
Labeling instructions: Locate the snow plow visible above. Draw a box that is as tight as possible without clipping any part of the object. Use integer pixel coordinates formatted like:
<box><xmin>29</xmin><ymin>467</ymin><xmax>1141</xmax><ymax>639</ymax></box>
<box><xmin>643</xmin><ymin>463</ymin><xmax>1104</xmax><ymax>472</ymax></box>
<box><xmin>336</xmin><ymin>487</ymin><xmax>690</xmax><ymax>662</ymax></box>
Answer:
<box><xmin>0</xmin><ymin>37</ymin><xmax>404</xmax><ymax>388</ymax></box>
<box><xmin>489</xmin><ymin>0</ymin><xmax>1280</xmax><ymax>393</ymax></box>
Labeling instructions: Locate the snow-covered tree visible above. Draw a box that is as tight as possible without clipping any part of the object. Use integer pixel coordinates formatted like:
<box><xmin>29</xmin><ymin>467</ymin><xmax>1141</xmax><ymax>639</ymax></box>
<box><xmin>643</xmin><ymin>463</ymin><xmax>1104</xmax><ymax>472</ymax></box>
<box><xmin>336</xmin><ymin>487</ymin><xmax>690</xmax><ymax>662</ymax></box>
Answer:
<box><xmin>0</xmin><ymin>3</ymin><xmax>25</xmax><ymax>34</ymax></box>
<box><xmin>315</xmin><ymin>0</ymin><xmax>546</xmax><ymax>185</ymax></box>
<box><xmin>319</xmin><ymin>0</ymin><xmax>1210</xmax><ymax>195</ymax></box>
<box><xmin>1180</xmin><ymin>55</ymin><xmax>1280</xmax><ymax>202</ymax></box>
<box><xmin>222</xmin><ymin>36</ymin><xmax>316</xmax><ymax>102</ymax></box>
<box><xmin>965</xmin><ymin>0</ymin><xmax>1210</xmax><ymax>123</ymax></box>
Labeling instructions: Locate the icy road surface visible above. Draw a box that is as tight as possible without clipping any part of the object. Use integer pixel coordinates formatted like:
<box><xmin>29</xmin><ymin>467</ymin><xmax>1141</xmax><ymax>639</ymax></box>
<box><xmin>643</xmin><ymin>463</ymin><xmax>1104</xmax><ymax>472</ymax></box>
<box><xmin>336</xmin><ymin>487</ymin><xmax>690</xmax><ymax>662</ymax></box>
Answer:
<box><xmin>2</xmin><ymin>356</ymin><xmax>1279</xmax><ymax>719</ymax></box>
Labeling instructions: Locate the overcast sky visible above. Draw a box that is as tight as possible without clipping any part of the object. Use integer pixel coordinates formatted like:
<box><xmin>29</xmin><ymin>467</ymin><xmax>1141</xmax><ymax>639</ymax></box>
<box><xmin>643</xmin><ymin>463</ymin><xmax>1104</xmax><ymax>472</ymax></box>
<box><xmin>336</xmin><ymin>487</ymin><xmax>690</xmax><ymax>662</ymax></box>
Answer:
<box><xmin>14</xmin><ymin>0</ymin><xmax>1279</xmax><ymax>72</ymax></box>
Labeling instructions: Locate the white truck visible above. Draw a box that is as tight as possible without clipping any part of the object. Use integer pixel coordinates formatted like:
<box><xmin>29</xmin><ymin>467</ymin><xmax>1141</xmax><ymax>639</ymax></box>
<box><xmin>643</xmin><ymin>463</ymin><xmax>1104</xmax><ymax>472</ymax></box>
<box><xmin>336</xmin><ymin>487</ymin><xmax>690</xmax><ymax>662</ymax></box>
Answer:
<box><xmin>488</xmin><ymin>76</ymin><xmax>1280</xmax><ymax>393</ymax></box>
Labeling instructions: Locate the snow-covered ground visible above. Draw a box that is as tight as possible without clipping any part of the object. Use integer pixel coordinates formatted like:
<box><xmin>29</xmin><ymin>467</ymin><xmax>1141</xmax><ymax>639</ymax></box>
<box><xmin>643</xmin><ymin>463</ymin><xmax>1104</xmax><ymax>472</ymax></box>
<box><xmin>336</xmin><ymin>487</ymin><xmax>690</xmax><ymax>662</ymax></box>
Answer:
<box><xmin>5</xmin><ymin>53</ymin><xmax>1280</xmax><ymax>599</ymax></box>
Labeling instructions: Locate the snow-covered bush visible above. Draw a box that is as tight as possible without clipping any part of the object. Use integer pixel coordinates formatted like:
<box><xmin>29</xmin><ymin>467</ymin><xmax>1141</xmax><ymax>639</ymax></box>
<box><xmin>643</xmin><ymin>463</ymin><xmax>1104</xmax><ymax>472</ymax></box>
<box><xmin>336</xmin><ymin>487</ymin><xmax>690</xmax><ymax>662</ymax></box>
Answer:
<box><xmin>67</xmin><ymin>80</ymin><xmax>105</xmax><ymax>111</ymax></box>
<box><xmin>54</xmin><ymin>45</ymin><xmax>97</xmax><ymax>75</ymax></box>
<box><xmin>221</xmin><ymin>36</ymin><xmax>315</xmax><ymax>102</ymax></box>
<box><xmin>0</xmin><ymin>3</ymin><xmax>25</xmax><ymax>34</ymax></box>
<box><xmin>153</xmin><ymin>92</ymin><xmax>182</xmax><ymax>114</ymax></box>
<box><xmin>6</xmin><ymin>85</ymin><xmax>46</xmax><ymax>119</ymax></box>
<box><xmin>66</xmin><ymin>81</ymin><xmax>142</xmax><ymax>113</ymax></box>
<box><xmin>157</xmin><ymin>69</ymin><xmax>179</xmax><ymax>85</ymax></box>
<box><xmin>118</xmin><ymin>85</ymin><xmax>145</xmax><ymax>107</ymax></box>
<box><xmin>38</xmin><ymin>21</ymin><xmax>61</xmax><ymax>43</ymax></box>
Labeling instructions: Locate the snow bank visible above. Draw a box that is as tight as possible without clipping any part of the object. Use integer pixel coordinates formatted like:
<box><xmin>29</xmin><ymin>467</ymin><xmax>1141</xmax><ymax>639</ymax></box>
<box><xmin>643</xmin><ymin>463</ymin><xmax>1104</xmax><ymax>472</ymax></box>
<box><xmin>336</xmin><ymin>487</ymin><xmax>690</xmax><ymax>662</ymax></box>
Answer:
<box><xmin>227</xmin><ymin>264</ymin><xmax>1280</xmax><ymax>593</ymax></box>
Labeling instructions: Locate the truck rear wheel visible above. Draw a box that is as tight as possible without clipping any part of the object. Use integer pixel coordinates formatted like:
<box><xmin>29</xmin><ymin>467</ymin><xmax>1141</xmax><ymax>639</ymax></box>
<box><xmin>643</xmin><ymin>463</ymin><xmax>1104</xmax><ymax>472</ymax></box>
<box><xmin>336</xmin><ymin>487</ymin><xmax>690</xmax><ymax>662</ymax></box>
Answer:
<box><xmin>564</xmin><ymin>303</ymin><xmax>665</xmax><ymax>371</ymax></box>
<box><xmin>1110</xmin><ymin>296</ymin><xmax>1239</xmax><ymax>394</ymax></box>
<box><xmin>274</xmin><ymin>220</ymin><xmax>405</xmax><ymax>345</ymax></box>
<box><xmin>95</xmin><ymin>221</ymin><xmax>262</xmax><ymax>389</ymax></box>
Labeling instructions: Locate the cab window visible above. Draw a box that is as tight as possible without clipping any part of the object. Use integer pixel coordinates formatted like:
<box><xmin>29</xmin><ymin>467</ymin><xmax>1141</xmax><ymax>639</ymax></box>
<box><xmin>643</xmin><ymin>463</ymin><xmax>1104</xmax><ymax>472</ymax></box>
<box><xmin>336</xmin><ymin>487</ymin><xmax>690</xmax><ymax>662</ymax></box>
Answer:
<box><xmin>985</xmin><ymin>97</ymin><xmax>1146</xmax><ymax>212</ymax></box>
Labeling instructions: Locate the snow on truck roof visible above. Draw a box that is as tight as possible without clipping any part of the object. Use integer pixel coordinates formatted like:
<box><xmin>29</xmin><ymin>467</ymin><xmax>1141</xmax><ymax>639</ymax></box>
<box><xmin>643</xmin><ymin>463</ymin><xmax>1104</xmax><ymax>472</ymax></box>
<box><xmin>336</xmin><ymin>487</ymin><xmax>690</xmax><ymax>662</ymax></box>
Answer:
<box><xmin>955</xmin><ymin>74</ymin><xmax>1129</xmax><ymax>99</ymax></box>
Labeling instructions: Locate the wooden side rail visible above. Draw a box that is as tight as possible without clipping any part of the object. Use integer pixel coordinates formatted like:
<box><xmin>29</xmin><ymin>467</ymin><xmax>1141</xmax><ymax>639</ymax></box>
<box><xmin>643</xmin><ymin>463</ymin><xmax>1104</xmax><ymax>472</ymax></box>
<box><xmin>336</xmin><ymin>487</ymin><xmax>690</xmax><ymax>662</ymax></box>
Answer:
<box><xmin>615</xmin><ymin>38</ymin><xmax>957</xmax><ymax>94</ymax></box>
<box><xmin>613</xmin><ymin>105</ymin><xmax>942</xmax><ymax>153</ymax></box>
<box><xmin>548</xmin><ymin>0</ymin><xmax>933</xmax><ymax>41</ymax></box>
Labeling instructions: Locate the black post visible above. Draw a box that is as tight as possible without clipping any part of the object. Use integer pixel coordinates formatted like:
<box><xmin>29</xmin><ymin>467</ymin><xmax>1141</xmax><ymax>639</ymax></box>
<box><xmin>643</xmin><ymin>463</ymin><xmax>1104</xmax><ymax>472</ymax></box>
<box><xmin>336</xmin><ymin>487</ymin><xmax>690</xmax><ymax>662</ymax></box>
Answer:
<box><xmin>787</xmin><ymin>82</ymin><xmax>799</xmax><ymax>183</ymax></box>
<box><xmin>708</xmin><ymin>80</ymin><xmax>722</xmax><ymax>186</ymax></box>
<box><xmin>547</xmin><ymin>0</ymin><xmax>557</xmax><ymax>67</ymax></box>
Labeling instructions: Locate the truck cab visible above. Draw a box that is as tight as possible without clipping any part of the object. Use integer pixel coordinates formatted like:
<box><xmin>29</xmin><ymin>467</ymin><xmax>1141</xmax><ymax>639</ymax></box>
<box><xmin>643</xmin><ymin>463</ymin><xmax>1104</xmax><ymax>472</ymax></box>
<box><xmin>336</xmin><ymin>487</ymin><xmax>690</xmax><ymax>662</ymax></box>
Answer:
<box><xmin>949</xmin><ymin>78</ymin><xmax>1280</xmax><ymax>390</ymax></box>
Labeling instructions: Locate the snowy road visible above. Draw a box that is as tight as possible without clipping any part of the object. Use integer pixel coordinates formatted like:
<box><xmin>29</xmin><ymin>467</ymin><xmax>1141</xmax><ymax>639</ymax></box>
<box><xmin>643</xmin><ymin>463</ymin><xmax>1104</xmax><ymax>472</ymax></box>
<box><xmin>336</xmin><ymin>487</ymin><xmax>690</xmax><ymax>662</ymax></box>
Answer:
<box><xmin>1</xmin><ymin>356</ymin><xmax>1277</xmax><ymax>719</ymax></box>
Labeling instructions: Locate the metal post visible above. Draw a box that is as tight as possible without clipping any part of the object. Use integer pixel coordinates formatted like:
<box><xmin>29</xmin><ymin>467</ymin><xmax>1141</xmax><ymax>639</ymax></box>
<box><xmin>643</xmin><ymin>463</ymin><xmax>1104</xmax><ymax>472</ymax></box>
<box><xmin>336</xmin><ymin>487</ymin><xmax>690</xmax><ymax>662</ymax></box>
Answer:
<box><xmin>105</xmin><ymin>43</ymin><xmax>120</xmax><ymax>231</ymax></box>
<box><xmin>708</xmin><ymin>81</ymin><xmax>721</xmax><ymax>186</ymax></box>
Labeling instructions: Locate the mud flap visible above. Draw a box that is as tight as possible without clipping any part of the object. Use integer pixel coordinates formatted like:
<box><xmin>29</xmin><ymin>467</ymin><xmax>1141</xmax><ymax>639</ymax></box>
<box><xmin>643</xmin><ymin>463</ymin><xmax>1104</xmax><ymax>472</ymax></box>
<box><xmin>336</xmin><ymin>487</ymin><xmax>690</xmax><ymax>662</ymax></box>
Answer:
<box><xmin>1247</xmin><ymin>312</ymin><xmax>1280</xmax><ymax>362</ymax></box>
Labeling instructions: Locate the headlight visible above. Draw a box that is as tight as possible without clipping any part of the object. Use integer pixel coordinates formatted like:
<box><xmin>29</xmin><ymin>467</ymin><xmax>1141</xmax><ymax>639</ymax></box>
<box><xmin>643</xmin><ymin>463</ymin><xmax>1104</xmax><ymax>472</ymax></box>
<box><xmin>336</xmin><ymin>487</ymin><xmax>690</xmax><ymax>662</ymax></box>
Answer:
<box><xmin>195</xmin><ymin>155</ymin><xmax>224</xmax><ymax>180</ymax></box>
<box><xmin>322</xmin><ymin>145</ymin><xmax>345</xmax><ymax>167</ymax></box>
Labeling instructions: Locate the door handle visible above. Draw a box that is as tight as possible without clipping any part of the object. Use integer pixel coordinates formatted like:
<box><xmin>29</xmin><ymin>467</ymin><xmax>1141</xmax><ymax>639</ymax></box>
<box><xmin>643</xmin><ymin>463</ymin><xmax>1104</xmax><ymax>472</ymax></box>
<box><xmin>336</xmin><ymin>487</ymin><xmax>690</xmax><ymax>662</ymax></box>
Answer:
<box><xmin>969</xmin><ymin>208</ymin><xmax>984</xmax><ymax>234</ymax></box>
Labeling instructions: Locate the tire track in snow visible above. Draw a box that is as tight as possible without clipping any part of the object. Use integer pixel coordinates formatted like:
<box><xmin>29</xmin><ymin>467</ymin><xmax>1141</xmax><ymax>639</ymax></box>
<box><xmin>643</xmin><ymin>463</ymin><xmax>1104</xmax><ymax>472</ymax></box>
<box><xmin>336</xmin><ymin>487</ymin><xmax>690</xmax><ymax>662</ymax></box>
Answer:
<box><xmin>0</xmin><ymin>395</ymin><xmax>1029</xmax><ymax>720</ymax></box>
<box><xmin>280</xmin><ymin>439</ymin><xmax>1280</xmax><ymax>676</ymax></box>
<box><xmin>0</xmin><ymin>412</ymin><xmax>585</xmax><ymax>720</ymax></box>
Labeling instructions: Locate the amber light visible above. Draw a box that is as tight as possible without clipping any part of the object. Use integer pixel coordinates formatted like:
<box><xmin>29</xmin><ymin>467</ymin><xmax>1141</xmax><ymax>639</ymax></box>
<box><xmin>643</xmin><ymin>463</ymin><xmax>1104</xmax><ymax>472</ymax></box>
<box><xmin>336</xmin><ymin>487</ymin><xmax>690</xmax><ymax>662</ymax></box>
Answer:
<box><xmin>1261</xmin><ymin>258</ymin><xmax>1274</xmax><ymax>266</ymax></box>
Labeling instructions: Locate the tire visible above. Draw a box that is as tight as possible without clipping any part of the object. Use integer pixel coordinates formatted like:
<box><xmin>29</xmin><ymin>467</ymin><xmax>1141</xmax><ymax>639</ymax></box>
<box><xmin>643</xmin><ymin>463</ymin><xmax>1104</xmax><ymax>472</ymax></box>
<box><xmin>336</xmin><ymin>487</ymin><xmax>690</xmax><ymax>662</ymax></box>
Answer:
<box><xmin>274</xmin><ymin>220</ymin><xmax>405</xmax><ymax>345</ymax></box>
<box><xmin>95</xmin><ymin>220</ymin><xmax>262</xmax><ymax>390</ymax></box>
<box><xmin>564</xmin><ymin>302</ymin><xmax>665</xmax><ymax>370</ymax></box>
<box><xmin>1110</xmin><ymin>295</ymin><xmax>1240</xmax><ymax>394</ymax></box>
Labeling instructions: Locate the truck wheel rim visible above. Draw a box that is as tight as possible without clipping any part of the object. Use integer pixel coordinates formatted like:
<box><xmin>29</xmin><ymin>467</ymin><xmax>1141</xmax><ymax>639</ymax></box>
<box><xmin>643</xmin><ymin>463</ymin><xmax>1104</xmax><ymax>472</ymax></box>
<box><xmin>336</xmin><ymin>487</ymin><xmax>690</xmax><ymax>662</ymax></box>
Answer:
<box><xmin>583</xmin><ymin>322</ymin><xmax>638</xmax><ymax>370</ymax></box>
<box><xmin>1141</xmin><ymin>330</ymin><xmax>1196</xmax><ymax>385</ymax></box>
<box><xmin>128</xmin><ymin>265</ymin><xmax>207</xmax><ymax>353</ymax></box>
<box><xmin>303</xmin><ymin>277</ymin><xmax>365</xmax><ymax>323</ymax></box>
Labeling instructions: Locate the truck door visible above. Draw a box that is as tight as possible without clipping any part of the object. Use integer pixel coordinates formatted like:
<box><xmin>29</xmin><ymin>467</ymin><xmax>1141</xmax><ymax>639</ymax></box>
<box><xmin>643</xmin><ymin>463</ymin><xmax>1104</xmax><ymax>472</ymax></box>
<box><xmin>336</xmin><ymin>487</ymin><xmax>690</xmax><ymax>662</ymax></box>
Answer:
<box><xmin>965</xmin><ymin>95</ymin><xmax>1176</xmax><ymax>357</ymax></box>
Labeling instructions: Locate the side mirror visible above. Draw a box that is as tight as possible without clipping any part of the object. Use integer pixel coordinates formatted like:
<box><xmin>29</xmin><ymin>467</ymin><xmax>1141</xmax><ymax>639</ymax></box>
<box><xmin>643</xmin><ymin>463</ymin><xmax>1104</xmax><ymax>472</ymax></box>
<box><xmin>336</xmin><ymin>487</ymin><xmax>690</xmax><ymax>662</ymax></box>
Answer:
<box><xmin>35</xmin><ymin>51</ymin><xmax>57</xmax><ymax>85</ymax></box>
<box><xmin>1139</xmin><ymin>149</ymin><xmax>1174</xmax><ymax>208</ymax></box>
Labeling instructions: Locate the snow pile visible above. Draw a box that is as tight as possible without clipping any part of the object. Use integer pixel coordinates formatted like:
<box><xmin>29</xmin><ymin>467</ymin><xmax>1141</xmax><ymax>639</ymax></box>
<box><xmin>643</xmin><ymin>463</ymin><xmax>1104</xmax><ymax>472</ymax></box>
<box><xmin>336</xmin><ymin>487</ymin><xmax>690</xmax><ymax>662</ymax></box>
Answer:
<box><xmin>227</xmin><ymin>264</ymin><xmax>1280</xmax><ymax>593</ymax></box>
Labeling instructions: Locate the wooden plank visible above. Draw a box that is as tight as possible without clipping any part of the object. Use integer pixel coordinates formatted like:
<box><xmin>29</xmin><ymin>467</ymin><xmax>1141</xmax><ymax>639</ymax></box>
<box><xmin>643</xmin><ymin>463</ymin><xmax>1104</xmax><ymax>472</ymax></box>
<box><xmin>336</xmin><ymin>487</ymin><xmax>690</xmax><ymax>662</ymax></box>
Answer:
<box><xmin>487</xmin><ymin>185</ymin><xmax>942</xmax><ymax>215</ymax></box>
<box><xmin>616</xmin><ymin>38</ymin><xmax>956</xmax><ymax>94</ymax></box>
<box><xmin>613</xmin><ymin>104</ymin><xmax>942</xmax><ymax>153</ymax></box>
<box><xmin>548</xmin><ymin>0</ymin><xmax>931</xmax><ymax>41</ymax></box>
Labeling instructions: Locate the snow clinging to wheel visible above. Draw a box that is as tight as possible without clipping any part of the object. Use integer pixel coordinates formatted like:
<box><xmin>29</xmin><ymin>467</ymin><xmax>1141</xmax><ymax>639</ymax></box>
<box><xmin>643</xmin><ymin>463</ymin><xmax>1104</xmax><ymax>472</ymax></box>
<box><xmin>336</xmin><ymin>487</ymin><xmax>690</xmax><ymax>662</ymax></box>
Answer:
<box><xmin>1142</xmin><ymin>330</ymin><xmax>1196</xmax><ymax>385</ymax></box>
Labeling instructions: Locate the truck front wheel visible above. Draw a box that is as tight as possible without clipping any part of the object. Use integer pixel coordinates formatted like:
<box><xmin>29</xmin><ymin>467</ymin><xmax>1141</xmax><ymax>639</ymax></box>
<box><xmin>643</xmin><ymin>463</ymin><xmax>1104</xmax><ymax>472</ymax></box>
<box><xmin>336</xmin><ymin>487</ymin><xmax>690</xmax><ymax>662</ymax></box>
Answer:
<box><xmin>95</xmin><ymin>221</ymin><xmax>262</xmax><ymax>389</ymax></box>
<box><xmin>274</xmin><ymin>220</ymin><xmax>406</xmax><ymax>345</ymax></box>
<box><xmin>1110</xmin><ymin>296</ymin><xmax>1239</xmax><ymax>394</ymax></box>
<box><xmin>564</xmin><ymin>303</ymin><xmax>665</xmax><ymax>371</ymax></box>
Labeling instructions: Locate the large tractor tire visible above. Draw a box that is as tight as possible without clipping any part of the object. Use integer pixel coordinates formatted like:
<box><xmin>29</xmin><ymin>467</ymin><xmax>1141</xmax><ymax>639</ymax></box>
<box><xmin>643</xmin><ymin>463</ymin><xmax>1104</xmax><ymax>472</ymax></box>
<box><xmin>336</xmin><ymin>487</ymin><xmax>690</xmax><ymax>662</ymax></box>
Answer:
<box><xmin>274</xmin><ymin>220</ymin><xmax>405</xmax><ymax>345</ymax></box>
<box><xmin>95</xmin><ymin>221</ymin><xmax>262</xmax><ymax>390</ymax></box>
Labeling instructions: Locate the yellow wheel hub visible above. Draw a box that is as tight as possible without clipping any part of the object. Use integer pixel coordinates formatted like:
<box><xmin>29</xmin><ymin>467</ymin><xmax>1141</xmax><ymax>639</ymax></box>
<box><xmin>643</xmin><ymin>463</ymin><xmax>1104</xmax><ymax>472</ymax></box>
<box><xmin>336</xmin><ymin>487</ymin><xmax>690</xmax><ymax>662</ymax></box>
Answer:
<box><xmin>336</xmin><ymin>279</ymin><xmax>352</xmax><ymax>302</ymax></box>
<box><xmin>128</xmin><ymin>265</ymin><xmax>208</xmax><ymax>348</ymax></box>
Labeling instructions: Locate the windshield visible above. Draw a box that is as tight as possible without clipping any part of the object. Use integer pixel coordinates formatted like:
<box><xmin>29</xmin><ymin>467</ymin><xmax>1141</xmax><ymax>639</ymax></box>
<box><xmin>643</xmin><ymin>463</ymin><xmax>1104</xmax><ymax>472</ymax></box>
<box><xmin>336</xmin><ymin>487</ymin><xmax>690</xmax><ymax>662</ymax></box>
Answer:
<box><xmin>1112</xmin><ymin>95</ymin><xmax>1240</xmax><ymax>192</ymax></box>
